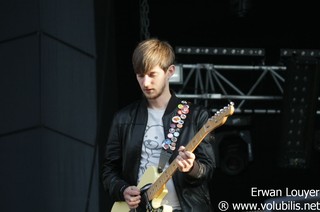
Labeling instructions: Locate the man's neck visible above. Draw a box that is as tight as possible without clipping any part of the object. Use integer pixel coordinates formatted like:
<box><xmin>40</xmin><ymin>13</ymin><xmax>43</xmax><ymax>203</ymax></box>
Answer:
<box><xmin>147</xmin><ymin>90</ymin><xmax>171</xmax><ymax>110</ymax></box>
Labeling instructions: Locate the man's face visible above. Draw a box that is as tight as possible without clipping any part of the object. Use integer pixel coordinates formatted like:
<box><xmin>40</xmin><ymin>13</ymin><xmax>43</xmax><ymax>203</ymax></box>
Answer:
<box><xmin>136</xmin><ymin>65</ymin><xmax>170</xmax><ymax>100</ymax></box>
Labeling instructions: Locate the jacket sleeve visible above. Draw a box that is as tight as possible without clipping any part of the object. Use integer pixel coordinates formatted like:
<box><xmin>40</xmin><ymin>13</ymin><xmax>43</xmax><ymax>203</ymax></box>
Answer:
<box><xmin>183</xmin><ymin>105</ymin><xmax>216</xmax><ymax>184</ymax></box>
<box><xmin>101</xmin><ymin>112</ymin><xmax>130</xmax><ymax>201</ymax></box>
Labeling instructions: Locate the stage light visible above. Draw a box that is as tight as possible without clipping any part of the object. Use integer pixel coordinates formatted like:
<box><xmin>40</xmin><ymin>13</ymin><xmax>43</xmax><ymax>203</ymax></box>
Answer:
<box><xmin>169</xmin><ymin>64</ymin><xmax>183</xmax><ymax>84</ymax></box>
<box><xmin>216</xmin><ymin>128</ymin><xmax>253</xmax><ymax>175</ymax></box>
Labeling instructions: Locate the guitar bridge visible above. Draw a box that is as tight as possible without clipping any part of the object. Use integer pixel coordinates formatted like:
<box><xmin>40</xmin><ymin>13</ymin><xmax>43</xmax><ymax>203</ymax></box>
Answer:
<box><xmin>138</xmin><ymin>184</ymin><xmax>164</xmax><ymax>212</ymax></box>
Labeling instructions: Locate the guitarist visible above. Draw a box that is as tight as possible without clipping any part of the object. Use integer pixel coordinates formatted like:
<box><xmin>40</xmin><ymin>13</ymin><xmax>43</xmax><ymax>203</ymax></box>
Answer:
<box><xmin>102</xmin><ymin>38</ymin><xmax>216</xmax><ymax>212</ymax></box>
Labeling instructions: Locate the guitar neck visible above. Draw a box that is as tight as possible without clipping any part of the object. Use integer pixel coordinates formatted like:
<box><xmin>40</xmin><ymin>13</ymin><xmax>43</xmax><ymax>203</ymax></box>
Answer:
<box><xmin>146</xmin><ymin>125</ymin><xmax>211</xmax><ymax>200</ymax></box>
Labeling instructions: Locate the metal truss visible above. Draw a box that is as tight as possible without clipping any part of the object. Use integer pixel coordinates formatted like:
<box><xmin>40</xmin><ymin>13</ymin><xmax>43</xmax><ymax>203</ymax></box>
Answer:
<box><xmin>171</xmin><ymin>63</ymin><xmax>287</xmax><ymax>114</ymax></box>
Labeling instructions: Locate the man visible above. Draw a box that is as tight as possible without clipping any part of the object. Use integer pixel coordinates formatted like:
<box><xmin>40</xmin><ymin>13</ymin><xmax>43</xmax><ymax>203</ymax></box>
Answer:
<box><xmin>102</xmin><ymin>38</ymin><xmax>215</xmax><ymax>211</ymax></box>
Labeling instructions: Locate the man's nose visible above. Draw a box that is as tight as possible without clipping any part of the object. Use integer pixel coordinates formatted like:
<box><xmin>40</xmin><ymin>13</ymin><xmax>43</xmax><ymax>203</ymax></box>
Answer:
<box><xmin>142</xmin><ymin>76</ymin><xmax>151</xmax><ymax>87</ymax></box>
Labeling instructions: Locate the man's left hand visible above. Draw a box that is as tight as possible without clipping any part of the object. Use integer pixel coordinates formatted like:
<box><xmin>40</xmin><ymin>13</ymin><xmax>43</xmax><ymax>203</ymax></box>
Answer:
<box><xmin>176</xmin><ymin>146</ymin><xmax>195</xmax><ymax>172</ymax></box>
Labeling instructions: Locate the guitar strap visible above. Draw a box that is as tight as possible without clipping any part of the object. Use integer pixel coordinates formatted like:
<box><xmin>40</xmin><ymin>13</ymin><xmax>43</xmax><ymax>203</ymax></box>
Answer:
<box><xmin>158</xmin><ymin>100</ymin><xmax>190</xmax><ymax>173</ymax></box>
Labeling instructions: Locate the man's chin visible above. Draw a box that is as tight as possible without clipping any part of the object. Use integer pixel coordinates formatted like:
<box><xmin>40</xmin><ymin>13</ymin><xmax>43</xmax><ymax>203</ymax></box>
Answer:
<box><xmin>143</xmin><ymin>92</ymin><xmax>159</xmax><ymax>100</ymax></box>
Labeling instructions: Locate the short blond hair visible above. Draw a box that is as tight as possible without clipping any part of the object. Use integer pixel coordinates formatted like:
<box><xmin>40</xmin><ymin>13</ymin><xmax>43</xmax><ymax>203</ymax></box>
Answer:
<box><xmin>132</xmin><ymin>38</ymin><xmax>175</xmax><ymax>75</ymax></box>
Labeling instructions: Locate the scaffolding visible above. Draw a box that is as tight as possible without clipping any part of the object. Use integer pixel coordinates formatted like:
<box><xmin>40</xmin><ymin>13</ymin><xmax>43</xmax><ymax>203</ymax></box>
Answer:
<box><xmin>171</xmin><ymin>63</ymin><xmax>287</xmax><ymax>114</ymax></box>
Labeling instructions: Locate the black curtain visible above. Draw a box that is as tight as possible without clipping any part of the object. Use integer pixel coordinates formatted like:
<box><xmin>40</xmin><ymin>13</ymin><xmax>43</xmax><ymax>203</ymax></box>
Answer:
<box><xmin>94</xmin><ymin>0</ymin><xmax>140</xmax><ymax>211</ymax></box>
<box><xmin>94</xmin><ymin>0</ymin><xmax>117</xmax><ymax>210</ymax></box>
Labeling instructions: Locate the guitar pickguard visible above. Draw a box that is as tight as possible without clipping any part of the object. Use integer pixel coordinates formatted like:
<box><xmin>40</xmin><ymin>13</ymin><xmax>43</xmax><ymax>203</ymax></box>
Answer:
<box><xmin>111</xmin><ymin>166</ymin><xmax>172</xmax><ymax>212</ymax></box>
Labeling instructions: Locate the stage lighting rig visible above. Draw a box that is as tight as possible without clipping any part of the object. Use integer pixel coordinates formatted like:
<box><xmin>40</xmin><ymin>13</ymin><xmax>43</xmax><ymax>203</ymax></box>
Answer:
<box><xmin>175</xmin><ymin>46</ymin><xmax>265</xmax><ymax>57</ymax></box>
<box><xmin>280</xmin><ymin>49</ymin><xmax>320</xmax><ymax>58</ymax></box>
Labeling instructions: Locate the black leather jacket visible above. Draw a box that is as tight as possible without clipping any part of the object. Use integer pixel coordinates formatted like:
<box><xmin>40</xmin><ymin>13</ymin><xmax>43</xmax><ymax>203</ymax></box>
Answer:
<box><xmin>102</xmin><ymin>93</ymin><xmax>216</xmax><ymax>212</ymax></box>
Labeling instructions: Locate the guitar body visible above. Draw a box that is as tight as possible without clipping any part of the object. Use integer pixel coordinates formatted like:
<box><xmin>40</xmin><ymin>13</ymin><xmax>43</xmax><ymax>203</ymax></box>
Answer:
<box><xmin>111</xmin><ymin>166</ymin><xmax>172</xmax><ymax>212</ymax></box>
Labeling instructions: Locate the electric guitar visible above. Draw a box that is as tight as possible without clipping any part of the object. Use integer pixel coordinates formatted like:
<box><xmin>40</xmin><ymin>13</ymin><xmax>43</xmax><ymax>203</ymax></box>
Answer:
<box><xmin>111</xmin><ymin>102</ymin><xmax>235</xmax><ymax>212</ymax></box>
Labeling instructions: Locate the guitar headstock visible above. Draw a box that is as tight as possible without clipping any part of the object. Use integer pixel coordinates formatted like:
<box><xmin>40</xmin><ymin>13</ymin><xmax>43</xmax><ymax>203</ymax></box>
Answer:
<box><xmin>205</xmin><ymin>102</ymin><xmax>235</xmax><ymax>132</ymax></box>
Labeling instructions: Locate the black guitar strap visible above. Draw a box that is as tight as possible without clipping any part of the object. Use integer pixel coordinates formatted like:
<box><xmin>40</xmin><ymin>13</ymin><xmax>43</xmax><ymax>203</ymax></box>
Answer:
<box><xmin>157</xmin><ymin>100</ymin><xmax>190</xmax><ymax>173</ymax></box>
<box><xmin>158</xmin><ymin>150</ymin><xmax>172</xmax><ymax>173</ymax></box>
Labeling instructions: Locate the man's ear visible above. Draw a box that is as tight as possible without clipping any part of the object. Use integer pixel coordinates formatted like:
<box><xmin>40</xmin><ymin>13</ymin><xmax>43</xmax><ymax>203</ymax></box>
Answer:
<box><xmin>167</xmin><ymin>65</ymin><xmax>175</xmax><ymax>79</ymax></box>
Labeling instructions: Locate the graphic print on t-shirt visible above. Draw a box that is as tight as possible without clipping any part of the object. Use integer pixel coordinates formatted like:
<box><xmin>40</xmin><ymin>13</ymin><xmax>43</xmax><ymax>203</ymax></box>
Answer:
<box><xmin>138</xmin><ymin>108</ymin><xmax>165</xmax><ymax>179</ymax></box>
<box><xmin>139</xmin><ymin>124</ymin><xmax>164</xmax><ymax>175</ymax></box>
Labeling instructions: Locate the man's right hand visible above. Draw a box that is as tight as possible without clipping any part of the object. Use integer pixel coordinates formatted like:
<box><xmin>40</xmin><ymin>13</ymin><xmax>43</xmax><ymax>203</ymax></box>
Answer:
<box><xmin>123</xmin><ymin>186</ymin><xmax>141</xmax><ymax>209</ymax></box>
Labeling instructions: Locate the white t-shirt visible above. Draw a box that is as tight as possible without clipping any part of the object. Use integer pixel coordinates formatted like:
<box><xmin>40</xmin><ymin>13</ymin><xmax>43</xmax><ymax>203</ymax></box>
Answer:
<box><xmin>138</xmin><ymin>108</ymin><xmax>181</xmax><ymax>210</ymax></box>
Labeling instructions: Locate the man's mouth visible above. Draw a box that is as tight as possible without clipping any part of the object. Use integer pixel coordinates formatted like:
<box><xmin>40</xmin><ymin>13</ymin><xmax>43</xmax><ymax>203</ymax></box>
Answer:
<box><xmin>144</xmin><ymin>88</ymin><xmax>153</xmax><ymax>93</ymax></box>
